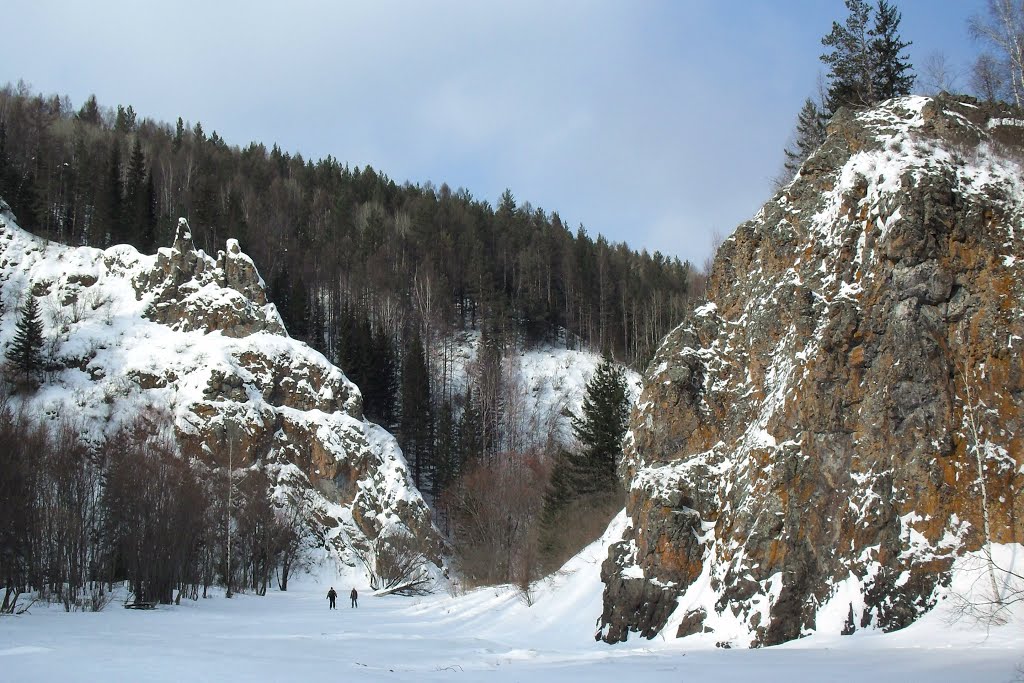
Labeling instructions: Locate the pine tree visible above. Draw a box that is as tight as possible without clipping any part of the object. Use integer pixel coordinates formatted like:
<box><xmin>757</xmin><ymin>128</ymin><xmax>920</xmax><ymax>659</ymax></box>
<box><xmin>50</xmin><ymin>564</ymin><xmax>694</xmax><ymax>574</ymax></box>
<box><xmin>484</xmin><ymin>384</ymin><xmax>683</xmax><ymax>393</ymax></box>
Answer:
<box><xmin>821</xmin><ymin>0</ymin><xmax>875</xmax><ymax>113</ymax></box>
<box><xmin>870</xmin><ymin>0</ymin><xmax>915</xmax><ymax>101</ymax></box>
<box><xmin>569</xmin><ymin>353</ymin><xmax>629</xmax><ymax>494</ymax></box>
<box><xmin>783</xmin><ymin>97</ymin><xmax>828</xmax><ymax>179</ymax></box>
<box><xmin>6</xmin><ymin>295</ymin><xmax>45</xmax><ymax>387</ymax></box>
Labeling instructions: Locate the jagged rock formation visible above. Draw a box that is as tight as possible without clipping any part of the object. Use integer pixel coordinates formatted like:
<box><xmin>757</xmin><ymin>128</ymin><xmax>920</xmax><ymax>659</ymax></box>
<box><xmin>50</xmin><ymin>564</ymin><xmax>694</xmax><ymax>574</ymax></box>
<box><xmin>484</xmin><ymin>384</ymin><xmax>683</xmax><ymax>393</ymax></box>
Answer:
<box><xmin>598</xmin><ymin>95</ymin><xmax>1024</xmax><ymax>646</ymax></box>
<box><xmin>0</xmin><ymin>209</ymin><xmax>442</xmax><ymax>577</ymax></box>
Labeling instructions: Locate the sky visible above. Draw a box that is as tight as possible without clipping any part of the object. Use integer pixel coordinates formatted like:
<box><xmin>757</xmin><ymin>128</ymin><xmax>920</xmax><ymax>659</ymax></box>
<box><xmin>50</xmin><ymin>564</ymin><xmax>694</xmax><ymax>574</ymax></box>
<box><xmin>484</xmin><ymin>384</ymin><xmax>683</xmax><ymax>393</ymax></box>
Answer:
<box><xmin>0</xmin><ymin>1</ymin><xmax>986</xmax><ymax>265</ymax></box>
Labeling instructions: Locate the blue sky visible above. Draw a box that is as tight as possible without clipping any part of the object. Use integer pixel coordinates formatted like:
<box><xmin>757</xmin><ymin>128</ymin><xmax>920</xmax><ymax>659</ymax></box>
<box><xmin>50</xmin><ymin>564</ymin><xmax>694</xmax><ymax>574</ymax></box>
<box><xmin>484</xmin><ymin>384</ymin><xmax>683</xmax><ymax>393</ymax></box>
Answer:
<box><xmin>1</xmin><ymin>1</ymin><xmax>985</xmax><ymax>265</ymax></box>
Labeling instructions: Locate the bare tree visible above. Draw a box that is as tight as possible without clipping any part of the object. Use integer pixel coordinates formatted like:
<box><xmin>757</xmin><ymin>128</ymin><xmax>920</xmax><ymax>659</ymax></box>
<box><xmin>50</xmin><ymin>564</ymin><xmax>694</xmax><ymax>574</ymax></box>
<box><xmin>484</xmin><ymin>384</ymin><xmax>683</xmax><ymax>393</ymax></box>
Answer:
<box><xmin>952</xmin><ymin>358</ymin><xmax>1024</xmax><ymax>624</ymax></box>
<box><xmin>444</xmin><ymin>453</ymin><xmax>548</xmax><ymax>586</ymax></box>
<box><xmin>970</xmin><ymin>0</ymin><xmax>1024</xmax><ymax>106</ymax></box>
<box><xmin>971</xmin><ymin>53</ymin><xmax>1010</xmax><ymax>102</ymax></box>
<box><xmin>366</xmin><ymin>532</ymin><xmax>434</xmax><ymax>596</ymax></box>
<box><xmin>921</xmin><ymin>51</ymin><xmax>961</xmax><ymax>95</ymax></box>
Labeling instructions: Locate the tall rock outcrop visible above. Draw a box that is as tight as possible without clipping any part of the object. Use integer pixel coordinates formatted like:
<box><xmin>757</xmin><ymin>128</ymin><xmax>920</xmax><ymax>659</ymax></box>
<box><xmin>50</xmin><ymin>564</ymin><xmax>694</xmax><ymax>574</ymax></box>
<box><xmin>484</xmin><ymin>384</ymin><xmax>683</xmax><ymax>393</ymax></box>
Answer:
<box><xmin>598</xmin><ymin>95</ymin><xmax>1024</xmax><ymax>646</ymax></box>
<box><xmin>0</xmin><ymin>210</ymin><xmax>441</xmax><ymax>577</ymax></box>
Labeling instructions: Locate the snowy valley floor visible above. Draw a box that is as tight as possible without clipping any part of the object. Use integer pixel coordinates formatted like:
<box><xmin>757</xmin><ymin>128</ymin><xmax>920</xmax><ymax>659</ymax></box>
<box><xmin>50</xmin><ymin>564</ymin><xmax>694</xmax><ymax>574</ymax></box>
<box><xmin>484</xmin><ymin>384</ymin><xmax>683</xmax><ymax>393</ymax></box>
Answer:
<box><xmin>2</xmin><ymin>526</ymin><xmax>1022</xmax><ymax>683</ymax></box>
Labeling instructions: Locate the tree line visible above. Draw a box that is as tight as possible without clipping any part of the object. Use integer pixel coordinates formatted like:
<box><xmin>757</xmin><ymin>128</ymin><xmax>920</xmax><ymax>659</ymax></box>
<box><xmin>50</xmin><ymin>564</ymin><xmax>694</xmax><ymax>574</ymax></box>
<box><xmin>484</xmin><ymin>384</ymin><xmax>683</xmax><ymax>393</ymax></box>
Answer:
<box><xmin>0</xmin><ymin>82</ymin><xmax>694</xmax><ymax>372</ymax></box>
<box><xmin>0</xmin><ymin>397</ymin><xmax>309</xmax><ymax>614</ymax></box>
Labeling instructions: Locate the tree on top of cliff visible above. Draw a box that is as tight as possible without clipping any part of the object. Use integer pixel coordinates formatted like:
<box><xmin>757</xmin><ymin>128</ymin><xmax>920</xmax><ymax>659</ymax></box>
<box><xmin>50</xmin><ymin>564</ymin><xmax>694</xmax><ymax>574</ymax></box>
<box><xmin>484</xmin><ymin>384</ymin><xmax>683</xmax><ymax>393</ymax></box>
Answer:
<box><xmin>871</xmin><ymin>0</ymin><xmax>915</xmax><ymax>100</ymax></box>
<box><xmin>821</xmin><ymin>0</ymin><xmax>914</xmax><ymax>113</ymax></box>
<box><xmin>783</xmin><ymin>97</ymin><xmax>829</xmax><ymax>180</ymax></box>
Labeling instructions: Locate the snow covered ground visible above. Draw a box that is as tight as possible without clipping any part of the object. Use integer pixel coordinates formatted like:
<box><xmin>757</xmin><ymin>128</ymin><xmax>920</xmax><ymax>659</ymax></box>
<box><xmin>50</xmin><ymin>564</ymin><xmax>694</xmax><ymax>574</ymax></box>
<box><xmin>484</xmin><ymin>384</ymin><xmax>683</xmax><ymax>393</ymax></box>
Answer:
<box><xmin>2</xmin><ymin>515</ymin><xmax>1021</xmax><ymax>682</ymax></box>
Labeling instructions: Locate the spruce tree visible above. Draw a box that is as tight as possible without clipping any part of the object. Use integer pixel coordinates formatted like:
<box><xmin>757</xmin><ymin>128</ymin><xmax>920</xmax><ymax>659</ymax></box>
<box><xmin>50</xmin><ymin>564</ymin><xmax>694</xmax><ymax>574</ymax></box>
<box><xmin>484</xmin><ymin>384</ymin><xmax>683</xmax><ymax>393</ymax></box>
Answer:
<box><xmin>569</xmin><ymin>353</ymin><xmax>629</xmax><ymax>494</ymax></box>
<box><xmin>6</xmin><ymin>295</ymin><xmax>45</xmax><ymax>387</ymax></box>
<box><xmin>870</xmin><ymin>0</ymin><xmax>914</xmax><ymax>101</ymax></box>
<box><xmin>124</xmin><ymin>138</ymin><xmax>147</xmax><ymax>247</ymax></box>
<box><xmin>783</xmin><ymin>97</ymin><xmax>828</xmax><ymax>179</ymax></box>
<box><xmin>821</xmin><ymin>0</ymin><xmax>875</xmax><ymax>113</ymax></box>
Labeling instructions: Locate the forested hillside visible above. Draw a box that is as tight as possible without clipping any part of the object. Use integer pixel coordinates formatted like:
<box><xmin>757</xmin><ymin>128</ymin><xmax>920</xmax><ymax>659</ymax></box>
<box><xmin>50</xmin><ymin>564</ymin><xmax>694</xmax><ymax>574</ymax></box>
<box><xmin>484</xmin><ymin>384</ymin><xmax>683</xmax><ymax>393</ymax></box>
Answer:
<box><xmin>0</xmin><ymin>83</ymin><xmax>694</xmax><ymax>374</ymax></box>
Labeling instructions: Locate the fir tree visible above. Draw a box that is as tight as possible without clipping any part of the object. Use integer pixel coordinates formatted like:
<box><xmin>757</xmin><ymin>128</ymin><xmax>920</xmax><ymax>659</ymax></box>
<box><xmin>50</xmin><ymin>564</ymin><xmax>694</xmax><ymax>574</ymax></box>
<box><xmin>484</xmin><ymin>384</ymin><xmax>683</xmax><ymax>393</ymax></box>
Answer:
<box><xmin>870</xmin><ymin>0</ymin><xmax>915</xmax><ymax>101</ymax></box>
<box><xmin>569</xmin><ymin>353</ymin><xmax>629</xmax><ymax>494</ymax></box>
<box><xmin>783</xmin><ymin>97</ymin><xmax>828</xmax><ymax>179</ymax></box>
<box><xmin>6</xmin><ymin>295</ymin><xmax>45</xmax><ymax>387</ymax></box>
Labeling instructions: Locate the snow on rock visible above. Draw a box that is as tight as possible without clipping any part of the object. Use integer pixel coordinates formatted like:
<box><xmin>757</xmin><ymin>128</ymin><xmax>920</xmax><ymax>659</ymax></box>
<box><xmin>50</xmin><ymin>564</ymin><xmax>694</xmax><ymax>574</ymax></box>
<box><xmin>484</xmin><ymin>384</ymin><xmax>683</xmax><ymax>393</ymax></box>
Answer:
<box><xmin>0</xmin><ymin>211</ymin><xmax>442</xmax><ymax>581</ymax></box>
<box><xmin>598</xmin><ymin>94</ymin><xmax>1024</xmax><ymax>647</ymax></box>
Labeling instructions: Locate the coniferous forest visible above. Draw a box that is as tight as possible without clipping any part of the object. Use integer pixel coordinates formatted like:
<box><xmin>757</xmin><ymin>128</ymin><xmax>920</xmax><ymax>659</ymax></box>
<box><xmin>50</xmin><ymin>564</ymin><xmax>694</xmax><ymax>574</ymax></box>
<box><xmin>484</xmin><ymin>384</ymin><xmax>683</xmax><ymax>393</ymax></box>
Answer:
<box><xmin>0</xmin><ymin>83</ymin><xmax>696</xmax><ymax>379</ymax></box>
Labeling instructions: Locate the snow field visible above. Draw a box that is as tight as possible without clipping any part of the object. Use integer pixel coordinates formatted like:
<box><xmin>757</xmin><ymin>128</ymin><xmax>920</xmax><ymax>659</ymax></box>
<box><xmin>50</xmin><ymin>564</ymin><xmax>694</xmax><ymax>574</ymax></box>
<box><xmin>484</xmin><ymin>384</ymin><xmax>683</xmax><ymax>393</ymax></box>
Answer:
<box><xmin>1</xmin><ymin>523</ymin><xmax>1020</xmax><ymax>682</ymax></box>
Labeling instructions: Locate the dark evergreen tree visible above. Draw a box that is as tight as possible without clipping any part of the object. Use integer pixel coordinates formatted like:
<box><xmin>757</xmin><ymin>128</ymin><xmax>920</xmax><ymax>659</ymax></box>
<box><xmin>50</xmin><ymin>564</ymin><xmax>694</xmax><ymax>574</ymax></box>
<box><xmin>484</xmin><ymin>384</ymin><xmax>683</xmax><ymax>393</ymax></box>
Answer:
<box><xmin>363</xmin><ymin>323</ymin><xmax>397</xmax><ymax>428</ymax></box>
<box><xmin>97</xmin><ymin>138</ymin><xmax>123</xmax><ymax>246</ymax></box>
<box><xmin>114</xmin><ymin>105</ymin><xmax>136</xmax><ymax>134</ymax></box>
<box><xmin>6</xmin><ymin>295</ymin><xmax>45</xmax><ymax>386</ymax></box>
<box><xmin>124</xmin><ymin>138</ymin><xmax>147</xmax><ymax>247</ymax></box>
<box><xmin>269</xmin><ymin>264</ymin><xmax>293</xmax><ymax>331</ymax></box>
<box><xmin>173</xmin><ymin>117</ymin><xmax>185</xmax><ymax>152</ymax></box>
<box><xmin>783</xmin><ymin>97</ymin><xmax>828</xmax><ymax>180</ymax></box>
<box><xmin>77</xmin><ymin>94</ymin><xmax>100</xmax><ymax>125</ymax></box>
<box><xmin>399</xmin><ymin>329</ymin><xmax>433</xmax><ymax>491</ymax></box>
<box><xmin>569</xmin><ymin>353</ymin><xmax>629</xmax><ymax>493</ymax></box>
<box><xmin>821</xmin><ymin>0</ymin><xmax>875</xmax><ymax>113</ymax></box>
<box><xmin>457</xmin><ymin>386</ymin><xmax>483</xmax><ymax>465</ymax></box>
<box><xmin>870</xmin><ymin>0</ymin><xmax>914</xmax><ymax>101</ymax></box>
<box><xmin>433</xmin><ymin>397</ymin><xmax>457</xmax><ymax>499</ymax></box>
<box><xmin>139</xmin><ymin>171</ymin><xmax>158</xmax><ymax>253</ymax></box>
<box><xmin>289</xmin><ymin>277</ymin><xmax>310</xmax><ymax>340</ymax></box>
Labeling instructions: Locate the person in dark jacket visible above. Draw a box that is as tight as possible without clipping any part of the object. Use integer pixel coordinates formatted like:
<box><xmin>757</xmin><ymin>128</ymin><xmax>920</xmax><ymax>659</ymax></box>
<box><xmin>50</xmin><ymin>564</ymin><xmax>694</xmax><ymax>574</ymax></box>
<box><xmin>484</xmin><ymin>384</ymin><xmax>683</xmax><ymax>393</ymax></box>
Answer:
<box><xmin>350</xmin><ymin>587</ymin><xmax>358</xmax><ymax>608</ymax></box>
<box><xmin>327</xmin><ymin>587</ymin><xmax>337</xmax><ymax>609</ymax></box>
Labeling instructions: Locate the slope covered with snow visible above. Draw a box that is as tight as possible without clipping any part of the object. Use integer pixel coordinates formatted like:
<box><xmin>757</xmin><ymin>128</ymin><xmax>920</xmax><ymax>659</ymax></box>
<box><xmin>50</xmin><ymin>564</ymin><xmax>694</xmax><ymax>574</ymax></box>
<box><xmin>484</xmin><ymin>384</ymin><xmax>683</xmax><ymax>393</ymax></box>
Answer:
<box><xmin>0</xmin><ymin>204</ymin><xmax>441</xmax><ymax>578</ymax></box>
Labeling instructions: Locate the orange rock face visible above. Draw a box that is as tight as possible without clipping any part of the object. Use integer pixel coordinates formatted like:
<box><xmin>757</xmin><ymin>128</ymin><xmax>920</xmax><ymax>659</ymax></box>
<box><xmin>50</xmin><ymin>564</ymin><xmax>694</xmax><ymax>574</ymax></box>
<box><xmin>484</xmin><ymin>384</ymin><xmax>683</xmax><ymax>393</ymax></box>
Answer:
<box><xmin>599</xmin><ymin>95</ymin><xmax>1024</xmax><ymax>646</ymax></box>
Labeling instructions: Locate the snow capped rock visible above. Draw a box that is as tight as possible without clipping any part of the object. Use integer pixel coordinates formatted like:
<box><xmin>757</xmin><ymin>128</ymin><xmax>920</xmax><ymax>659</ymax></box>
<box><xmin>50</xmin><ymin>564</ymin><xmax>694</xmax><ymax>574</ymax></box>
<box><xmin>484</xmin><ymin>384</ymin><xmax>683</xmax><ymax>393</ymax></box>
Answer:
<box><xmin>598</xmin><ymin>94</ymin><xmax>1024</xmax><ymax>646</ymax></box>
<box><xmin>0</xmin><ymin>213</ymin><xmax>441</xmax><ymax>580</ymax></box>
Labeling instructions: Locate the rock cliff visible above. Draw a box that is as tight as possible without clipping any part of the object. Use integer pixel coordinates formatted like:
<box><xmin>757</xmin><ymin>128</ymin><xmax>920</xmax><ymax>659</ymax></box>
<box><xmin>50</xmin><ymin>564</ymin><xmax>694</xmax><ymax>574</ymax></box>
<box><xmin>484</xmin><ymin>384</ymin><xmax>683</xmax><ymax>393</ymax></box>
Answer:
<box><xmin>0</xmin><ymin>210</ymin><xmax>441</xmax><ymax>578</ymax></box>
<box><xmin>598</xmin><ymin>95</ymin><xmax>1024</xmax><ymax>646</ymax></box>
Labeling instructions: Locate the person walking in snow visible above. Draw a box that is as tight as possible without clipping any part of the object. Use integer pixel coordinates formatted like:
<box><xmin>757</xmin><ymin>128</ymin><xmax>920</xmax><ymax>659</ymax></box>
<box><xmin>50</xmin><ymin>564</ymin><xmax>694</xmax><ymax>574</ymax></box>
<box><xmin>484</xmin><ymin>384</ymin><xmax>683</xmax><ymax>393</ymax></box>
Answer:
<box><xmin>327</xmin><ymin>587</ymin><xmax>337</xmax><ymax>609</ymax></box>
<box><xmin>350</xmin><ymin>588</ymin><xmax>358</xmax><ymax>608</ymax></box>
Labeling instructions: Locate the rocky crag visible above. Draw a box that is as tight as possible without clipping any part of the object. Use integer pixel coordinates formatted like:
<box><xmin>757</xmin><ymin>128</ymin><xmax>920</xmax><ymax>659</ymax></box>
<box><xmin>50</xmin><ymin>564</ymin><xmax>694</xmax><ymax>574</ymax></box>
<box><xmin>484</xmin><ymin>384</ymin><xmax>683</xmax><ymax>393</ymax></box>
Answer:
<box><xmin>0</xmin><ymin>209</ymin><xmax>442</xmax><ymax>579</ymax></box>
<box><xmin>598</xmin><ymin>95</ymin><xmax>1024</xmax><ymax>646</ymax></box>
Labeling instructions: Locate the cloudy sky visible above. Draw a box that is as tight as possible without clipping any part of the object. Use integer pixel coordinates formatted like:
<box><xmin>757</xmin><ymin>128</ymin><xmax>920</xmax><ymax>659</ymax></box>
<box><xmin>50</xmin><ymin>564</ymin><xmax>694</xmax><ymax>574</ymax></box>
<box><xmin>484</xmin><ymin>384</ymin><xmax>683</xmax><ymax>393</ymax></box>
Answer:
<box><xmin>2</xmin><ymin>1</ymin><xmax>984</xmax><ymax>265</ymax></box>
